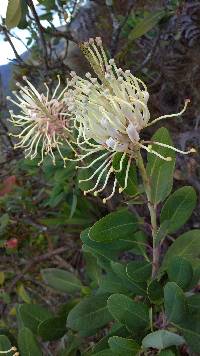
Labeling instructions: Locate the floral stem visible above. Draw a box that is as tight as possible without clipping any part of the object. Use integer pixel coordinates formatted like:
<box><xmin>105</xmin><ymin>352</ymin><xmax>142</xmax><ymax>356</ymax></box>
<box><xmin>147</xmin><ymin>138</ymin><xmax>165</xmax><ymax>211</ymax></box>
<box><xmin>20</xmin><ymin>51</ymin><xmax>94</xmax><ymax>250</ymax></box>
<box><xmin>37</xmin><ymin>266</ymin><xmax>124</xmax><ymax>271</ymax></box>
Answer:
<box><xmin>136</xmin><ymin>150</ymin><xmax>159</xmax><ymax>278</ymax></box>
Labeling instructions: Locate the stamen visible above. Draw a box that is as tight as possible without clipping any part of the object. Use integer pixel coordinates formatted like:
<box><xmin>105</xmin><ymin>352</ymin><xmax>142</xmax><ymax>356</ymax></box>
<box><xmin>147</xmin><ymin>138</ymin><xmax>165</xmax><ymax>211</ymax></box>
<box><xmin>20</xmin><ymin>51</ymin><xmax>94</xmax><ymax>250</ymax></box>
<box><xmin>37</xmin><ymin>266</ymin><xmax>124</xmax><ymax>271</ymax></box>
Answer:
<box><xmin>93</xmin><ymin>166</ymin><xmax>113</xmax><ymax>195</ymax></box>
<box><xmin>52</xmin><ymin>75</ymin><xmax>61</xmax><ymax>98</ymax></box>
<box><xmin>76</xmin><ymin>151</ymin><xmax>109</xmax><ymax>169</ymax></box>
<box><xmin>139</xmin><ymin>143</ymin><xmax>172</xmax><ymax>161</ymax></box>
<box><xmin>67</xmin><ymin>148</ymin><xmax>103</xmax><ymax>162</ymax></box>
<box><xmin>84</xmin><ymin>159</ymin><xmax>112</xmax><ymax>194</ymax></box>
<box><xmin>113</xmin><ymin>151</ymin><xmax>126</xmax><ymax>173</ymax></box>
<box><xmin>79</xmin><ymin>156</ymin><xmax>111</xmax><ymax>182</ymax></box>
<box><xmin>119</xmin><ymin>156</ymin><xmax>131</xmax><ymax>193</ymax></box>
<box><xmin>144</xmin><ymin>141</ymin><xmax>196</xmax><ymax>155</ymax></box>
<box><xmin>8</xmin><ymin>77</ymin><xmax>72</xmax><ymax>165</ymax></box>
<box><xmin>103</xmin><ymin>178</ymin><xmax>117</xmax><ymax>203</ymax></box>
<box><xmin>0</xmin><ymin>346</ymin><xmax>17</xmax><ymax>354</ymax></box>
<box><xmin>44</xmin><ymin>82</ymin><xmax>49</xmax><ymax>100</ymax></box>
<box><xmin>95</xmin><ymin>37</ymin><xmax>102</xmax><ymax>46</ymax></box>
<box><xmin>146</xmin><ymin>99</ymin><xmax>190</xmax><ymax>127</ymax></box>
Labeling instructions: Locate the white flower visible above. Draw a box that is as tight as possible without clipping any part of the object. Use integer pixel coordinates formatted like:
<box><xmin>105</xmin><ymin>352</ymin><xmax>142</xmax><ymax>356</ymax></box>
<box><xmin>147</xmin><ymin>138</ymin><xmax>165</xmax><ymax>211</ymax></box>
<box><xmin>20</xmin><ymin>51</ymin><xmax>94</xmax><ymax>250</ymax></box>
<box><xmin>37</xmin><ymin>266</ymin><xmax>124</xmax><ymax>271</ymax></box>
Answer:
<box><xmin>65</xmin><ymin>37</ymin><xmax>195</xmax><ymax>203</ymax></box>
<box><xmin>8</xmin><ymin>76</ymin><xmax>73</xmax><ymax>166</ymax></box>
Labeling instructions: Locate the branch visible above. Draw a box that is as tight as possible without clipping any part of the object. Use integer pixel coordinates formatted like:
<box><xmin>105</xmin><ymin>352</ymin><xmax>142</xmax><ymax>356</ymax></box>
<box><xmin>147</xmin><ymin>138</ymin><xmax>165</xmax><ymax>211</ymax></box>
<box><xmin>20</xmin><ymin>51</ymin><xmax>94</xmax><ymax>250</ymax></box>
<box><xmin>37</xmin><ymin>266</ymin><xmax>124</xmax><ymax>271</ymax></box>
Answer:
<box><xmin>0</xmin><ymin>24</ymin><xmax>23</xmax><ymax>63</ymax></box>
<box><xmin>9</xmin><ymin>246</ymin><xmax>70</xmax><ymax>291</ymax></box>
<box><xmin>0</xmin><ymin>245</ymin><xmax>70</xmax><ymax>315</ymax></box>
<box><xmin>26</xmin><ymin>0</ymin><xmax>49</xmax><ymax>70</ymax></box>
<box><xmin>134</xmin><ymin>30</ymin><xmax>161</xmax><ymax>72</ymax></box>
<box><xmin>41</xmin><ymin>25</ymin><xmax>75</xmax><ymax>42</ymax></box>
<box><xmin>8</xmin><ymin>30</ymin><xmax>29</xmax><ymax>51</ymax></box>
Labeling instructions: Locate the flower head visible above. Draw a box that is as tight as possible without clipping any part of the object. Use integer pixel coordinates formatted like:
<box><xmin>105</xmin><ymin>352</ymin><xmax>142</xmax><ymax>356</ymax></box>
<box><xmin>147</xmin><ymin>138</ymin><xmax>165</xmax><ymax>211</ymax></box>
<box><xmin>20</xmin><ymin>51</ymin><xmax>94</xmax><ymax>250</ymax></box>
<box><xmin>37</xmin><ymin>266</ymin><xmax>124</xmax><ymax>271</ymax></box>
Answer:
<box><xmin>65</xmin><ymin>38</ymin><xmax>194</xmax><ymax>203</ymax></box>
<box><xmin>8</xmin><ymin>76</ymin><xmax>72</xmax><ymax>166</ymax></box>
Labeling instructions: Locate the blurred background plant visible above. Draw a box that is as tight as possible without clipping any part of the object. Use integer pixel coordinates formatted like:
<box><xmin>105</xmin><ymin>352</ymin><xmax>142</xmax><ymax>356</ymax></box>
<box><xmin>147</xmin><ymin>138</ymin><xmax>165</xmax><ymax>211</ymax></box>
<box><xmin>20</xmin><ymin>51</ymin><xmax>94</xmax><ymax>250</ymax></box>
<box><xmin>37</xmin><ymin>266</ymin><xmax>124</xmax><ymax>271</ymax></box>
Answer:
<box><xmin>0</xmin><ymin>0</ymin><xmax>200</xmax><ymax>355</ymax></box>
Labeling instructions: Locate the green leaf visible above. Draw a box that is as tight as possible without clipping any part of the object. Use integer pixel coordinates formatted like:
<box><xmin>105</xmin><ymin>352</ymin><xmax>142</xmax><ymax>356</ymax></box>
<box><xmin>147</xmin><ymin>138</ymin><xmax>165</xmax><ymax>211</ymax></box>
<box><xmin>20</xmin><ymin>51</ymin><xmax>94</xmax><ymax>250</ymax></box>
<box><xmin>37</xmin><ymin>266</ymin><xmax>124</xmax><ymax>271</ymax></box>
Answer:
<box><xmin>84</xmin><ymin>252</ymin><xmax>102</xmax><ymax>283</ymax></box>
<box><xmin>69</xmin><ymin>192</ymin><xmax>77</xmax><ymax>219</ymax></box>
<box><xmin>92</xmin><ymin>323</ymin><xmax>128</xmax><ymax>354</ymax></box>
<box><xmin>155</xmin><ymin>220</ymin><xmax>171</xmax><ymax>246</ymax></box>
<box><xmin>126</xmin><ymin>261</ymin><xmax>151</xmax><ymax>282</ymax></box>
<box><xmin>38</xmin><ymin>317</ymin><xmax>67</xmax><ymax>341</ymax></box>
<box><xmin>59</xmin><ymin>332</ymin><xmax>82</xmax><ymax>356</ymax></box>
<box><xmin>187</xmin><ymin>294</ymin><xmax>200</xmax><ymax>315</ymax></box>
<box><xmin>161</xmin><ymin>230</ymin><xmax>200</xmax><ymax>271</ymax></box>
<box><xmin>160</xmin><ymin>186</ymin><xmax>196</xmax><ymax>233</ymax></box>
<box><xmin>111</xmin><ymin>261</ymin><xmax>147</xmax><ymax>296</ymax></box>
<box><xmin>18</xmin><ymin>327</ymin><xmax>42</xmax><ymax>356</ymax></box>
<box><xmin>81</xmin><ymin>228</ymin><xmax>135</xmax><ymax>263</ymax></box>
<box><xmin>130</xmin><ymin>231</ymin><xmax>148</xmax><ymax>258</ymax></box>
<box><xmin>41</xmin><ymin>268</ymin><xmax>82</xmax><ymax>294</ymax></box>
<box><xmin>67</xmin><ymin>294</ymin><xmax>112</xmax><ymax>337</ymax></box>
<box><xmin>58</xmin><ymin>300</ymin><xmax>79</xmax><ymax>319</ymax></box>
<box><xmin>17</xmin><ymin>0</ymin><xmax>28</xmax><ymax>29</ymax></box>
<box><xmin>18</xmin><ymin>304</ymin><xmax>53</xmax><ymax>334</ymax></box>
<box><xmin>5</xmin><ymin>0</ymin><xmax>22</xmax><ymax>29</ymax></box>
<box><xmin>175</xmin><ymin>316</ymin><xmax>200</xmax><ymax>353</ymax></box>
<box><xmin>99</xmin><ymin>271</ymin><xmax>131</xmax><ymax>294</ymax></box>
<box><xmin>142</xmin><ymin>330</ymin><xmax>185</xmax><ymax>350</ymax></box>
<box><xmin>0</xmin><ymin>335</ymin><xmax>12</xmax><ymax>355</ymax></box>
<box><xmin>150</xmin><ymin>163</ymin><xmax>175</xmax><ymax>205</ymax></box>
<box><xmin>0</xmin><ymin>292</ymin><xmax>10</xmax><ymax>304</ymax></box>
<box><xmin>147</xmin><ymin>280</ymin><xmax>163</xmax><ymax>304</ymax></box>
<box><xmin>0</xmin><ymin>213</ymin><xmax>9</xmax><ymax>235</ymax></box>
<box><xmin>89</xmin><ymin>209</ymin><xmax>138</xmax><ymax>242</ymax></box>
<box><xmin>107</xmin><ymin>294</ymin><xmax>149</xmax><ymax>333</ymax></box>
<box><xmin>100</xmin><ymin>271</ymin><xmax>146</xmax><ymax>295</ymax></box>
<box><xmin>164</xmin><ymin>282</ymin><xmax>187</xmax><ymax>324</ymax></box>
<box><xmin>17</xmin><ymin>284</ymin><xmax>31</xmax><ymax>304</ymax></box>
<box><xmin>146</xmin><ymin>127</ymin><xmax>175</xmax><ymax>204</ymax></box>
<box><xmin>188</xmin><ymin>264</ymin><xmax>200</xmax><ymax>289</ymax></box>
<box><xmin>112</xmin><ymin>153</ymin><xmax>138</xmax><ymax>196</ymax></box>
<box><xmin>108</xmin><ymin>336</ymin><xmax>140</xmax><ymax>355</ymax></box>
<box><xmin>82</xmin><ymin>229</ymin><xmax>148</xmax><ymax>266</ymax></box>
<box><xmin>0</xmin><ymin>272</ymin><xmax>5</xmax><ymax>286</ymax></box>
<box><xmin>93</xmin><ymin>350</ymin><xmax>115</xmax><ymax>356</ymax></box>
<box><xmin>167</xmin><ymin>256</ymin><xmax>193</xmax><ymax>290</ymax></box>
<box><xmin>159</xmin><ymin>349</ymin><xmax>176</xmax><ymax>356</ymax></box>
<box><xmin>128</xmin><ymin>11</ymin><xmax>166</xmax><ymax>41</ymax></box>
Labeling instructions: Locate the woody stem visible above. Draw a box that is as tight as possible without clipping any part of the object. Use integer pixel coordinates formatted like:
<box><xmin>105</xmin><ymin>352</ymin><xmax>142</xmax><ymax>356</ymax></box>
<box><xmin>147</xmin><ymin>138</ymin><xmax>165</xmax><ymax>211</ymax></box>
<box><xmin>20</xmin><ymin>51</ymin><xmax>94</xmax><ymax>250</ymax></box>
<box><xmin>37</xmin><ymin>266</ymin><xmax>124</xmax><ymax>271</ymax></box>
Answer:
<box><xmin>136</xmin><ymin>150</ymin><xmax>159</xmax><ymax>278</ymax></box>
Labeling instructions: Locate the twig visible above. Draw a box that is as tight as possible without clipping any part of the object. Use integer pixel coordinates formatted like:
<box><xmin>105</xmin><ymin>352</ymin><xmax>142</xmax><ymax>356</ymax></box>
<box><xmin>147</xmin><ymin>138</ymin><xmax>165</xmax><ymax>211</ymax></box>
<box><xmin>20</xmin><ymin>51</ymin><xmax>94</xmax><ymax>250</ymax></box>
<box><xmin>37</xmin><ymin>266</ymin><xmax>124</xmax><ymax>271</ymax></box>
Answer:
<box><xmin>0</xmin><ymin>24</ymin><xmax>23</xmax><ymax>63</ymax></box>
<box><xmin>8</xmin><ymin>30</ymin><xmax>29</xmax><ymax>51</ymax></box>
<box><xmin>41</xmin><ymin>25</ymin><xmax>75</xmax><ymax>42</ymax></box>
<box><xmin>8</xmin><ymin>246</ymin><xmax>69</xmax><ymax>290</ymax></box>
<box><xmin>0</xmin><ymin>246</ymin><xmax>70</xmax><ymax>316</ymax></box>
<box><xmin>22</xmin><ymin>216</ymin><xmax>48</xmax><ymax>232</ymax></box>
<box><xmin>53</xmin><ymin>255</ymin><xmax>75</xmax><ymax>271</ymax></box>
<box><xmin>134</xmin><ymin>30</ymin><xmax>161</xmax><ymax>72</ymax></box>
<box><xmin>56</xmin><ymin>0</ymin><xmax>66</xmax><ymax>24</ymax></box>
<box><xmin>26</xmin><ymin>0</ymin><xmax>49</xmax><ymax>70</ymax></box>
<box><xmin>71</xmin><ymin>0</ymin><xmax>79</xmax><ymax>17</ymax></box>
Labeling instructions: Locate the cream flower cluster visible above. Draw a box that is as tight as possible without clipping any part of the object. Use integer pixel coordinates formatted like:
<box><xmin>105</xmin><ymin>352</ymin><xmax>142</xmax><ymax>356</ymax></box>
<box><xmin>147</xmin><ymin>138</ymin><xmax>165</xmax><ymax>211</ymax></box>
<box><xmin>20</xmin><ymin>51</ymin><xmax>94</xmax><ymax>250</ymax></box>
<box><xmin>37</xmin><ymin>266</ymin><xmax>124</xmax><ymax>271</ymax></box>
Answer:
<box><xmin>64</xmin><ymin>38</ymin><xmax>193</xmax><ymax>202</ymax></box>
<box><xmin>9</xmin><ymin>37</ymin><xmax>195</xmax><ymax>203</ymax></box>
<box><xmin>8</xmin><ymin>76</ymin><xmax>73</xmax><ymax>166</ymax></box>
